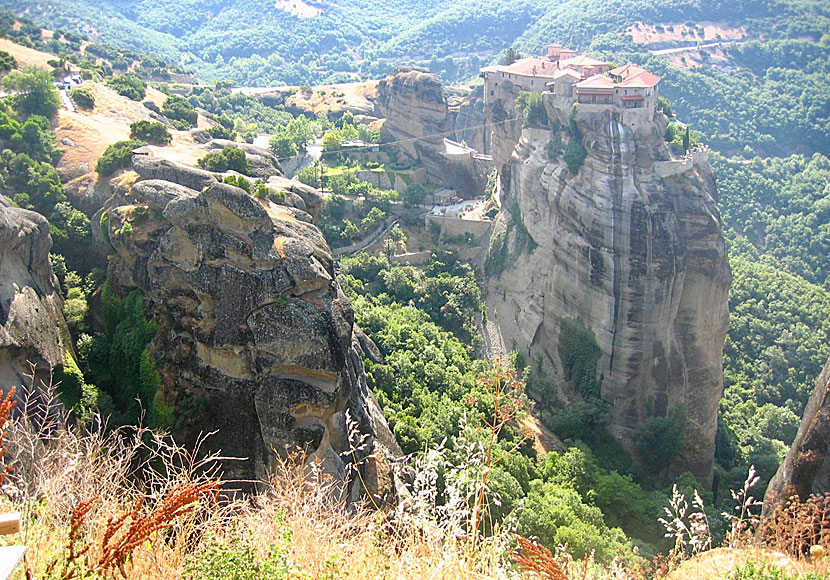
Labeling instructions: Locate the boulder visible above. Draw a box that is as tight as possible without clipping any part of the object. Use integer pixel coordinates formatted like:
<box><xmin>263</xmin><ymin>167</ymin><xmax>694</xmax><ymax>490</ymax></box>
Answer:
<box><xmin>104</xmin><ymin>172</ymin><xmax>401</xmax><ymax>498</ymax></box>
<box><xmin>764</xmin><ymin>356</ymin><xmax>830</xmax><ymax>508</ymax></box>
<box><xmin>0</xmin><ymin>196</ymin><xmax>71</xmax><ymax>391</ymax></box>
<box><xmin>132</xmin><ymin>155</ymin><xmax>217</xmax><ymax>192</ymax></box>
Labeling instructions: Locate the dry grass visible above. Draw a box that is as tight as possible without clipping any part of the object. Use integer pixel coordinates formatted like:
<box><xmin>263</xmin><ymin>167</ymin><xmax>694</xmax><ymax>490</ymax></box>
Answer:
<box><xmin>3</xmin><ymin>370</ymin><xmax>830</xmax><ymax>580</ymax></box>
<box><xmin>763</xmin><ymin>493</ymin><xmax>830</xmax><ymax>558</ymax></box>
<box><xmin>1</xmin><ymin>370</ymin><xmax>520</xmax><ymax>580</ymax></box>
<box><xmin>0</xmin><ymin>38</ymin><xmax>56</xmax><ymax>70</ymax></box>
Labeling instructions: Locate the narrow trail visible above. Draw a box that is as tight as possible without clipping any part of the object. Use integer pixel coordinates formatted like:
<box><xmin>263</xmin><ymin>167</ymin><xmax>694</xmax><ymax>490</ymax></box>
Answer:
<box><xmin>480</xmin><ymin>315</ymin><xmax>508</xmax><ymax>362</ymax></box>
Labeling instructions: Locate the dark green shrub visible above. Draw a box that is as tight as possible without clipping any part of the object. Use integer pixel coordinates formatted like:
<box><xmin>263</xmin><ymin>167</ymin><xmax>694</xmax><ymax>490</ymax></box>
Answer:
<box><xmin>129</xmin><ymin>120</ymin><xmax>171</xmax><ymax>145</ymax></box>
<box><xmin>197</xmin><ymin>146</ymin><xmax>250</xmax><ymax>174</ymax></box>
<box><xmin>516</xmin><ymin>91</ymin><xmax>548</xmax><ymax>128</ymax></box>
<box><xmin>70</xmin><ymin>86</ymin><xmax>95</xmax><ymax>110</ymax></box>
<box><xmin>206</xmin><ymin>123</ymin><xmax>235</xmax><ymax>140</ymax></box>
<box><xmin>558</xmin><ymin>317</ymin><xmax>601</xmax><ymax>399</ymax></box>
<box><xmin>162</xmin><ymin>95</ymin><xmax>198</xmax><ymax>129</ymax></box>
<box><xmin>564</xmin><ymin>137</ymin><xmax>587</xmax><ymax>174</ymax></box>
<box><xmin>0</xmin><ymin>50</ymin><xmax>17</xmax><ymax>71</ymax></box>
<box><xmin>106</xmin><ymin>74</ymin><xmax>146</xmax><ymax>101</ymax></box>
<box><xmin>635</xmin><ymin>405</ymin><xmax>688</xmax><ymax>475</ymax></box>
<box><xmin>95</xmin><ymin>139</ymin><xmax>146</xmax><ymax>175</ymax></box>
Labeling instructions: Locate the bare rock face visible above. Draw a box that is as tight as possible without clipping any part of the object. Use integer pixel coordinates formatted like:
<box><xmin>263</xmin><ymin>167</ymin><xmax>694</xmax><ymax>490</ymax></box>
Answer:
<box><xmin>378</xmin><ymin>67</ymin><xmax>449</xmax><ymax>155</ymax></box>
<box><xmin>0</xmin><ymin>196</ymin><xmax>71</xmax><ymax>390</ymax></box>
<box><xmin>103</xmin><ymin>167</ymin><xmax>400</xmax><ymax>498</ymax></box>
<box><xmin>764</xmin><ymin>356</ymin><xmax>830</xmax><ymax>509</ymax></box>
<box><xmin>377</xmin><ymin>68</ymin><xmax>489</xmax><ymax>197</ymax></box>
<box><xmin>486</xmin><ymin>104</ymin><xmax>731</xmax><ymax>485</ymax></box>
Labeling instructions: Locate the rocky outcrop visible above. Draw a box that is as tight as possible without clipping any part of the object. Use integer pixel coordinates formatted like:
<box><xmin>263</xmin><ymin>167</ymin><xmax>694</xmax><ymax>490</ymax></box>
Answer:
<box><xmin>203</xmin><ymin>140</ymin><xmax>284</xmax><ymax>179</ymax></box>
<box><xmin>452</xmin><ymin>85</ymin><xmax>488</xmax><ymax>155</ymax></box>
<box><xmin>0</xmin><ymin>196</ymin><xmax>71</xmax><ymax>390</ymax></box>
<box><xmin>485</xmin><ymin>103</ymin><xmax>731</xmax><ymax>485</ymax></box>
<box><xmin>377</xmin><ymin>68</ymin><xmax>490</xmax><ymax>198</ymax></box>
<box><xmin>103</xmin><ymin>164</ymin><xmax>400</xmax><ymax>499</ymax></box>
<box><xmin>764</xmin><ymin>356</ymin><xmax>830</xmax><ymax>508</ymax></box>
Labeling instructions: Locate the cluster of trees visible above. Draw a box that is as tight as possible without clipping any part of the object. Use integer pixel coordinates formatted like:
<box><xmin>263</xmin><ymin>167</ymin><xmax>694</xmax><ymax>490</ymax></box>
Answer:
<box><xmin>96</xmin><ymin>139</ymin><xmax>146</xmax><ymax>176</ymax></box>
<box><xmin>0</xmin><ymin>0</ymin><xmax>820</xmax><ymax>88</ymax></box>
<box><xmin>130</xmin><ymin>120</ymin><xmax>171</xmax><ymax>145</ymax></box>
<box><xmin>162</xmin><ymin>95</ymin><xmax>198</xmax><ymax>130</ymax></box>
<box><xmin>106</xmin><ymin>74</ymin><xmax>147</xmax><ymax>101</ymax></box>
<box><xmin>186</xmin><ymin>84</ymin><xmax>294</xmax><ymax>136</ymax></box>
<box><xmin>197</xmin><ymin>145</ymin><xmax>250</xmax><ymax>174</ymax></box>
<box><xmin>711</xmin><ymin>152</ymin><xmax>830</xmax><ymax>497</ymax></box>
<box><xmin>342</xmin><ymin>251</ymin><xmax>682</xmax><ymax>554</ymax></box>
<box><xmin>303</xmin><ymin>167</ymin><xmax>401</xmax><ymax>248</ymax></box>
<box><xmin>0</xmin><ymin>69</ymin><xmax>183</xmax><ymax>429</ymax></box>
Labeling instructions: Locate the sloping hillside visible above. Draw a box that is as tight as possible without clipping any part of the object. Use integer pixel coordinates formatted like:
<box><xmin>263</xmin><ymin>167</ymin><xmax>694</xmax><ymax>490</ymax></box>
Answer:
<box><xmin>0</xmin><ymin>0</ymin><xmax>815</xmax><ymax>86</ymax></box>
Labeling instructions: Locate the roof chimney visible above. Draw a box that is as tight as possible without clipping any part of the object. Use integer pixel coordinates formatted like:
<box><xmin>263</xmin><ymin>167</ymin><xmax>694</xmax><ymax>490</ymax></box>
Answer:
<box><xmin>547</xmin><ymin>43</ymin><xmax>562</xmax><ymax>61</ymax></box>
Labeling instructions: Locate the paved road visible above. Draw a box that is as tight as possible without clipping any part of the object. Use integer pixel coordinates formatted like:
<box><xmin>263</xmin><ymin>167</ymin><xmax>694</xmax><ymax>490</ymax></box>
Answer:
<box><xmin>650</xmin><ymin>40</ymin><xmax>746</xmax><ymax>55</ymax></box>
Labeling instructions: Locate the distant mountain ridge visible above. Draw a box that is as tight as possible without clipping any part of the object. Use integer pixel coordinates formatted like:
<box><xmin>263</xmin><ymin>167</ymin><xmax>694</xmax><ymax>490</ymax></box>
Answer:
<box><xmin>0</xmin><ymin>0</ymin><xmax>813</xmax><ymax>86</ymax></box>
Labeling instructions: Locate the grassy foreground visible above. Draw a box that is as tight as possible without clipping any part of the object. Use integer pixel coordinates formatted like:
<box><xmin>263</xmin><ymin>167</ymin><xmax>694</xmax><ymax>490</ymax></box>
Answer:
<box><xmin>0</xmin><ymin>373</ymin><xmax>829</xmax><ymax>580</ymax></box>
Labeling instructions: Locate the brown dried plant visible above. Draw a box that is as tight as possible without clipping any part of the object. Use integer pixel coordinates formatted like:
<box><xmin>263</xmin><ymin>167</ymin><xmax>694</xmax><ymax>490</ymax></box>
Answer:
<box><xmin>54</xmin><ymin>480</ymin><xmax>219</xmax><ymax>579</ymax></box>
<box><xmin>512</xmin><ymin>534</ymin><xmax>568</xmax><ymax>580</ymax></box>
<box><xmin>0</xmin><ymin>385</ymin><xmax>17</xmax><ymax>486</ymax></box>
<box><xmin>467</xmin><ymin>361</ymin><xmax>531</xmax><ymax>553</ymax></box>
<box><xmin>763</xmin><ymin>492</ymin><xmax>830</xmax><ymax>557</ymax></box>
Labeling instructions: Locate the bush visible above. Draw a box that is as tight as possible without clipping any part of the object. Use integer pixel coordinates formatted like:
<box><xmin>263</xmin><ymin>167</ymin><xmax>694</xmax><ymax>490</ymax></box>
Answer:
<box><xmin>162</xmin><ymin>95</ymin><xmax>198</xmax><ymax>129</ymax></box>
<box><xmin>516</xmin><ymin>91</ymin><xmax>548</xmax><ymax>128</ymax></box>
<box><xmin>564</xmin><ymin>137</ymin><xmax>587</xmax><ymax>174</ymax></box>
<box><xmin>206</xmin><ymin>123</ymin><xmax>235</xmax><ymax>140</ymax></box>
<box><xmin>0</xmin><ymin>49</ymin><xmax>16</xmax><ymax>71</ymax></box>
<box><xmin>70</xmin><ymin>86</ymin><xmax>94</xmax><ymax>110</ymax></box>
<box><xmin>96</xmin><ymin>139</ymin><xmax>146</xmax><ymax>175</ymax></box>
<box><xmin>129</xmin><ymin>120</ymin><xmax>171</xmax><ymax>145</ymax></box>
<box><xmin>2</xmin><ymin>68</ymin><xmax>61</xmax><ymax>118</ymax></box>
<box><xmin>558</xmin><ymin>317</ymin><xmax>601</xmax><ymax>399</ymax></box>
<box><xmin>635</xmin><ymin>405</ymin><xmax>688</xmax><ymax>475</ymax></box>
<box><xmin>184</xmin><ymin>532</ymin><xmax>291</xmax><ymax>580</ymax></box>
<box><xmin>197</xmin><ymin>145</ymin><xmax>250</xmax><ymax>174</ymax></box>
<box><xmin>106</xmin><ymin>74</ymin><xmax>146</xmax><ymax>101</ymax></box>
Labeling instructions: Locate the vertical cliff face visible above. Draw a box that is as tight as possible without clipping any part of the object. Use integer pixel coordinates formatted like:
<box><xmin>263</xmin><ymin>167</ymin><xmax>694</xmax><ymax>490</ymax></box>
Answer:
<box><xmin>376</xmin><ymin>68</ymin><xmax>490</xmax><ymax>197</ymax></box>
<box><xmin>764</xmin><ymin>355</ymin><xmax>830</xmax><ymax>509</ymax></box>
<box><xmin>103</xmin><ymin>155</ymin><xmax>400</xmax><ymax>499</ymax></box>
<box><xmin>485</xmin><ymin>102</ymin><xmax>731</xmax><ymax>484</ymax></box>
<box><xmin>0</xmin><ymin>195</ymin><xmax>71</xmax><ymax>390</ymax></box>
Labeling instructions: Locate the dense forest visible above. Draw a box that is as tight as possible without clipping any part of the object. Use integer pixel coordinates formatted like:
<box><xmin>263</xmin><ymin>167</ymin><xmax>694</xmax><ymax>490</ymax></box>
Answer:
<box><xmin>1</xmin><ymin>0</ymin><xmax>824</xmax><ymax>86</ymax></box>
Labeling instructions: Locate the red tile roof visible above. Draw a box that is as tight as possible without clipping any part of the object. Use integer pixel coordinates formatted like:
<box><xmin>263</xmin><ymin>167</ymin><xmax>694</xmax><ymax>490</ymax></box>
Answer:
<box><xmin>574</xmin><ymin>73</ymin><xmax>615</xmax><ymax>91</ymax></box>
<box><xmin>608</xmin><ymin>63</ymin><xmax>645</xmax><ymax>78</ymax></box>
<box><xmin>618</xmin><ymin>70</ymin><xmax>661</xmax><ymax>88</ymax></box>
<box><xmin>560</xmin><ymin>55</ymin><xmax>609</xmax><ymax>68</ymax></box>
<box><xmin>553</xmin><ymin>68</ymin><xmax>581</xmax><ymax>80</ymax></box>
<box><xmin>485</xmin><ymin>57</ymin><xmax>560</xmax><ymax>78</ymax></box>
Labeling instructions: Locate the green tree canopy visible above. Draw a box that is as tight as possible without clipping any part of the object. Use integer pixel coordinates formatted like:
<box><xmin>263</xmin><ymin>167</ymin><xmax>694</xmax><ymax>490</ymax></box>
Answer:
<box><xmin>2</xmin><ymin>67</ymin><xmax>61</xmax><ymax>118</ymax></box>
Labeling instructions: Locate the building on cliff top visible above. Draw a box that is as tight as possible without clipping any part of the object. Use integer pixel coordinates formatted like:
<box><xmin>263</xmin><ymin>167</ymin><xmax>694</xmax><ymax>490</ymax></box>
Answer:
<box><xmin>481</xmin><ymin>44</ymin><xmax>660</xmax><ymax>113</ymax></box>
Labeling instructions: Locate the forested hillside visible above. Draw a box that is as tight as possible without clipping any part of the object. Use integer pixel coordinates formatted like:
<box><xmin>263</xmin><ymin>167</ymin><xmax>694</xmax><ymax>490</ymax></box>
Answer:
<box><xmin>2</xmin><ymin>0</ymin><xmax>824</xmax><ymax>87</ymax></box>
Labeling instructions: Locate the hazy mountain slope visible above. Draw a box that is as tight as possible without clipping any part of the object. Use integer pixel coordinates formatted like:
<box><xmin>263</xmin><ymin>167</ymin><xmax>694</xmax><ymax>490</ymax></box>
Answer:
<box><xmin>2</xmin><ymin>0</ymin><xmax>821</xmax><ymax>86</ymax></box>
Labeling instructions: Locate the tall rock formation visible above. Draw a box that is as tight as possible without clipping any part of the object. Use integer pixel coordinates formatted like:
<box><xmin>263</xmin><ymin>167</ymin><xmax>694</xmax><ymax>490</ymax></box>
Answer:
<box><xmin>102</xmin><ymin>152</ymin><xmax>400</xmax><ymax>500</ymax></box>
<box><xmin>0</xmin><ymin>195</ymin><xmax>71</xmax><ymax>390</ymax></box>
<box><xmin>376</xmin><ymin>67</ymin><xmax>490</xmax><ymax>198</ymax></box>
<box><xmin>764</xmin><ymin>355</ymin><xmax>830</xmax><ymax>508</ymax></box>
<box><xmin>485</xmin><ymin>99</ymin><xmax>731</xmax><ymax>484</ymax></box>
